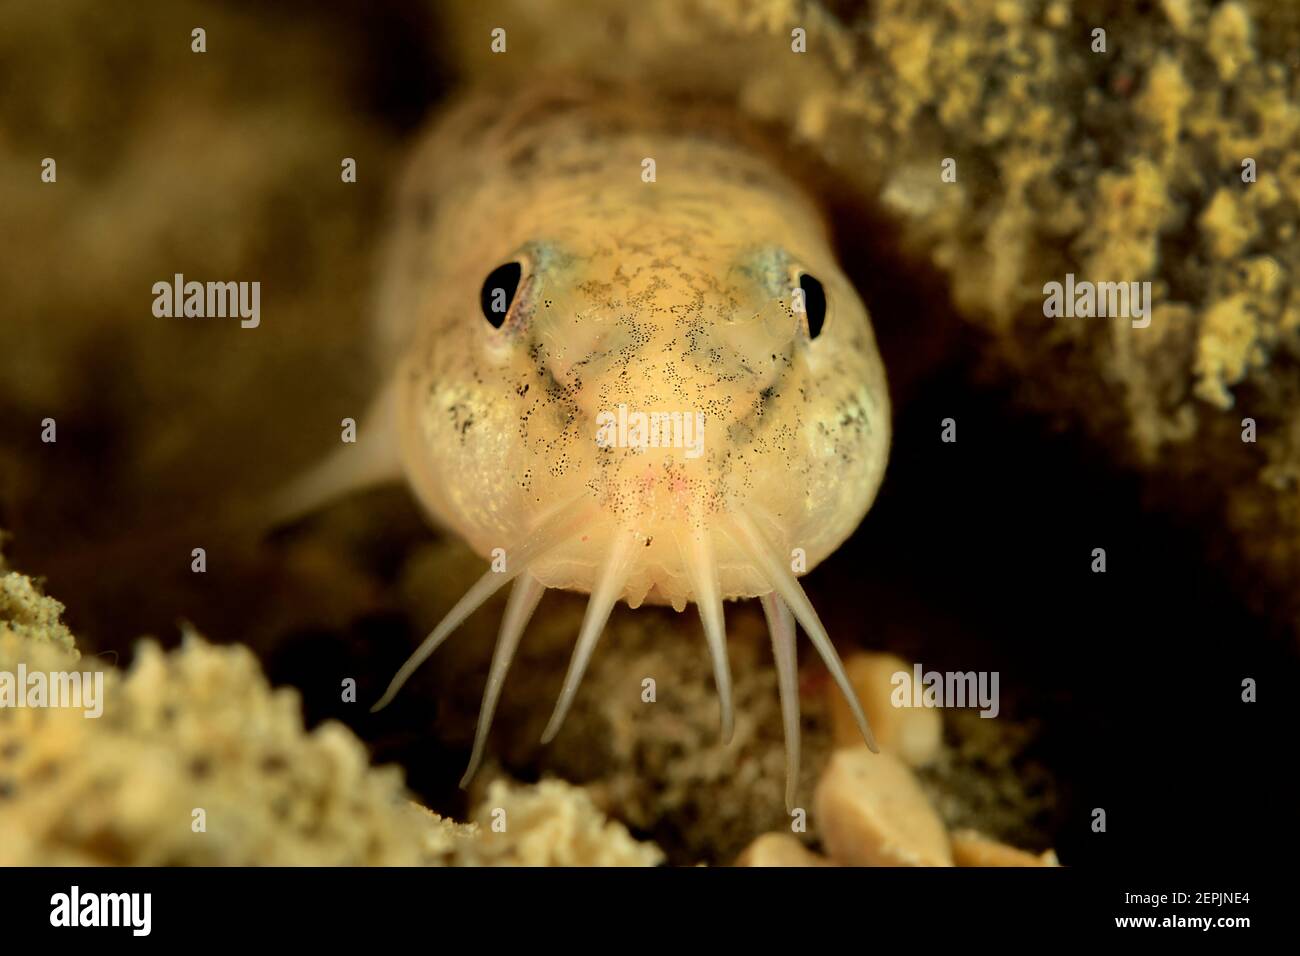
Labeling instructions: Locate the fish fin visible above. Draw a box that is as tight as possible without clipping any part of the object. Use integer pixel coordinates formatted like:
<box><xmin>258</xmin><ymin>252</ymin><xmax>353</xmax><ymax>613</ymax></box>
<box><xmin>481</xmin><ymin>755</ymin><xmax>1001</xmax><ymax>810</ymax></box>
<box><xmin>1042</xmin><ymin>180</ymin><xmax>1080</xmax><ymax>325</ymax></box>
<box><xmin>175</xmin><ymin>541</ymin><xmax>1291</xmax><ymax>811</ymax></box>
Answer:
<box><xmin>264</xmin><ymin>377</ymin><xmax>403</xmax><ymax>529</ymax></box>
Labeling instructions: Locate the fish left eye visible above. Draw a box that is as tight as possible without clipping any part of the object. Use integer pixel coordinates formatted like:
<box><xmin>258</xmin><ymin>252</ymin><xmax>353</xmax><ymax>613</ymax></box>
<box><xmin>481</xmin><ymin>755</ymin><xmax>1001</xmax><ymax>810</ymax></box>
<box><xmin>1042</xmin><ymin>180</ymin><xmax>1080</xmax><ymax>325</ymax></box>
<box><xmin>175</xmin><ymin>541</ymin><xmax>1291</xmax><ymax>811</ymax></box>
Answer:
<box><xmin>799</xmin><ymin>273</ymin><xmax>827</xmax><ymax>339</ymax></box>
<box><xmin>480</xmin><ymin>262</ymin><xmax>522</xmax><ymax>328</ymax></box>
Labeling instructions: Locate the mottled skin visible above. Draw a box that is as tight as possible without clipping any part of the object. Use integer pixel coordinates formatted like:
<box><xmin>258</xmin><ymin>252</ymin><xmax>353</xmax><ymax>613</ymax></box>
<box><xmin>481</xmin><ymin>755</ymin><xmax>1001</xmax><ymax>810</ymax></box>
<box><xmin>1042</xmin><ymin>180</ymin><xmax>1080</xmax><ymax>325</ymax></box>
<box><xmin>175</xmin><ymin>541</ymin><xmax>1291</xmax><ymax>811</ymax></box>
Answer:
<box><xmin>280</xmin><ymin>84</ymin><xmax>893</xmax><ymax>792</ymax></box>
<box><xmin>377</xmin><ymin>85</ymin><xmax>890</xmax><ymax>609</ymax></box>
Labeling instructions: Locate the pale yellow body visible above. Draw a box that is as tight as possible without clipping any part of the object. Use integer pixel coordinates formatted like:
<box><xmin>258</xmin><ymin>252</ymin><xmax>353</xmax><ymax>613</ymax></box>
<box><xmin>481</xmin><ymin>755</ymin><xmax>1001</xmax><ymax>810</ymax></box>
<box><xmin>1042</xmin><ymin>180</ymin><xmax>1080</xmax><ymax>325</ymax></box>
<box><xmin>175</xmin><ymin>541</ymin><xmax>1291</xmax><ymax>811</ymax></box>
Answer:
<box><xmin>379</xmin><ymin>86</ymin><xmax>890</xmax><ymax>609</ymax></box>
<box><xmin>292</xmin><ymin>84</ymin><xmax>892</xmax><ymax>798</ymax></box>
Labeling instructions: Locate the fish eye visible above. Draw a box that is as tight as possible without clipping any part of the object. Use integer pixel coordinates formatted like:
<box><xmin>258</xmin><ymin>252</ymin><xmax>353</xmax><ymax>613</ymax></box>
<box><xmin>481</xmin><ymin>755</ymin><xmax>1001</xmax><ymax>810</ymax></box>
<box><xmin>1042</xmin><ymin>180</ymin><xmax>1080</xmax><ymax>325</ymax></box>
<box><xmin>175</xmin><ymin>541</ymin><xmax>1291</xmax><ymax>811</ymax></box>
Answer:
<box><xmin>798</xmin><ymin>273</ymin><xmax>827</xmax><ymax>339</ymax></box>
<box><xmin>480</xmin><ymin>262</ymin><xmax>522</xmax><ymax>329</ymax></box>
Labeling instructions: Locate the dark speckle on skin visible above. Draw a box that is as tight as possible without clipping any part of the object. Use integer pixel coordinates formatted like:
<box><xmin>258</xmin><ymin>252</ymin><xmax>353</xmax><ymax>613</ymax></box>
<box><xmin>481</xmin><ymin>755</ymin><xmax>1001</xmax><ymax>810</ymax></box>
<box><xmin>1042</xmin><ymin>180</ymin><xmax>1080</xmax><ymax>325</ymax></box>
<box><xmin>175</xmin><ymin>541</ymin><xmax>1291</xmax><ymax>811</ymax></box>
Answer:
<box><xmin>386</xmin><ymin>87</ymin><xmax>889</xmax><ymax>610</ymax></box>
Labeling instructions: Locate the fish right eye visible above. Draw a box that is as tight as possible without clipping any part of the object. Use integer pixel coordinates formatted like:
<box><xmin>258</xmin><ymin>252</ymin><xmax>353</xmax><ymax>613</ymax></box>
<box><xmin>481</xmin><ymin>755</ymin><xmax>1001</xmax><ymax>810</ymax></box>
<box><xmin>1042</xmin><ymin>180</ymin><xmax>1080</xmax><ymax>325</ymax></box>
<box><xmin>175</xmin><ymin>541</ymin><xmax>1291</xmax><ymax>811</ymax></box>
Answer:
<box><xmin>480</xmin><ymin>262</ymin><xmax>523</xmax><ymax>328</ymax></box>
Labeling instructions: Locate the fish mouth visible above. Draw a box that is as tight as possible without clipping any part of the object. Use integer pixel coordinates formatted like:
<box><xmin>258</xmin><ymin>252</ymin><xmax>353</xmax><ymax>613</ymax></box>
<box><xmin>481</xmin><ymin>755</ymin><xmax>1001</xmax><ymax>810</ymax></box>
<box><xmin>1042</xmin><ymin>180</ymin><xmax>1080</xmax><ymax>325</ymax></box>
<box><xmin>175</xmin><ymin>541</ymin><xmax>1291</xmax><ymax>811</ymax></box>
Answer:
<box><xmin>369</xmin><ymin>491</ymin><xmax>878</xmax><ymax>810</ymax></box>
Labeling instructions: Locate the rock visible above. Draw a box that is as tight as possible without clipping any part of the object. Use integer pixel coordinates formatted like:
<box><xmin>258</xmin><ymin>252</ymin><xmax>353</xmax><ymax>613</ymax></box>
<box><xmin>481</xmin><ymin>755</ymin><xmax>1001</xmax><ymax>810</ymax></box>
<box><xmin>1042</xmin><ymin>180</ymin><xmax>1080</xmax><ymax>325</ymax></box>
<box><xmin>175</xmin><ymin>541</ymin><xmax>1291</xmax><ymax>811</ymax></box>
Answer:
<box><xmin>0</xmin><ymin>632</ymin><xmax>431</xmax><ymax>866</ymax></box>
<box><xmin>735</xmin><ymin>833</ymin><xmax>835</xmax><ymax>867</ymax></box>
<box><xmin>826</xmin><ymin>652</ymin><xmax>943</xmax><ymax>767</ymax></box>
<box><xmin>0</xmin><ymin>573</ymin><xmax>667</xmax><ymax>867</ymax></box>
<box><xmin>465</xmin><ymin>778</ymin><xmax>664</xmax><ymax>867</ymax></box>
<box><xmin>814</xmin><ymin>747</ymin><xmax>953</xmax><ymax>867</ymax></box>
<box><xmin>950</xmin><ymin>829</ymin><xmax>1059</xmax><ymax>867</ymax></box>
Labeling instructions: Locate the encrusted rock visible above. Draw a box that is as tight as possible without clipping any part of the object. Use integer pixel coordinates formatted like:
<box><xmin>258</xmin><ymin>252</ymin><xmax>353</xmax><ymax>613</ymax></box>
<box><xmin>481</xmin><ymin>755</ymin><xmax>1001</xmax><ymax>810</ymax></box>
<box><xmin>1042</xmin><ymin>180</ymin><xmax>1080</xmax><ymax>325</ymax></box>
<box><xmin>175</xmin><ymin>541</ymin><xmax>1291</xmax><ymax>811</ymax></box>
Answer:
<box><xmin>0</xmin><ymin>570</ymin><xmax>665</xmax><ymax>867</ymax></box>
<box><xmin>460</xmin><ymin>778</ymin><xmax>663</xmax><ymax>867</ymax></box>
